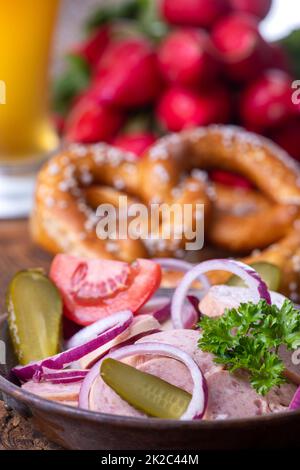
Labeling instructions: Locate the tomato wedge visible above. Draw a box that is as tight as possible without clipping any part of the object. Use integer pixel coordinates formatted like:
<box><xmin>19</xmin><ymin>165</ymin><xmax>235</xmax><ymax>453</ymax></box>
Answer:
<box><xmin>49</xmin><ymin>255</ymin><xmax>161</xmax><ymax>326</ymax></box>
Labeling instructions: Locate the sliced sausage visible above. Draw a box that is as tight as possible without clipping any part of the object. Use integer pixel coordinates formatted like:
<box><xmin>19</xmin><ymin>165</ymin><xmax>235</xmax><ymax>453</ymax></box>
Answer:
<box><xmin>22</xmin><ymin>380</ymin><xmax>82</xmax><ymax>404</ymax></box>
<box><xmin>89</xmin><ymin>329</ymin><xmax>222</xmax><ymax>417</ymax></box>
<box><xmin>266</xmin><ymin>382</ymin><xmax>297</xmax><ymax>413</ymax></box>
<box><xmin>279</xmin><ymin>345</ymin><xmax>300</xmax><ymax>385</ymax></box>
<box><xmin>134</xmin><ymin>329</ymin><xmax>223</xmax><ymax>378</ymax></box>
<box><xmin>89</xmin><ymin>357</ymin><xmax>192</xmax><ymax>416</ymax></box>
<box><xmin>204</xmin><ymin>370</ymin><xmax>270</xmax><ymax>420</ymax></box>
<box><xmin>199</xmin><ymin>285</ymin><xmax>286</xmax><ymax>318</ymax></box>
<box><xmin>89</xmin><ymin>375</ymin><xmax>145</xmax><ymax>417</ymax></box>
<box><xmin>79</xmin><ymin>314</ymin><xmax>161</xmax><ymax>369</ymax></box>
<box><xmin>59</xmin><ymin>400</ymin><xmax>79</xmax><ymax>407</ymax></box>
<box><xmin>200</xmin><ymin>286</ymin><xmax>300</xmax><ymax>387</ymax></box>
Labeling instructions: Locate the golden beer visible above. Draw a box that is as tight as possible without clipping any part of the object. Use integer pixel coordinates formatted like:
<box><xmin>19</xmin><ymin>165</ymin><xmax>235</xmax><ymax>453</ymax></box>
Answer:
<box><xmin>0</xmin><ymin>0</ymin><xmax>59</xmax><ymax>162</ymax></box>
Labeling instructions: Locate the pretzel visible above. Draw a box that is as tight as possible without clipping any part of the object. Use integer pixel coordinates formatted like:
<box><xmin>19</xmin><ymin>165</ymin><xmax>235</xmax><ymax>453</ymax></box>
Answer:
<box><xmin>138</xmin><ymin>125</ymin><xmax>300</xmax><ymax>205</ymax></box>
<box><xmin>32</xmin><ymin>125</ymin><xmax>300</xmax><ymax>297</ymax></box>
<box><xmin>244</xmin><ymin>228</ymin><xmax>300</xmax><ymax>302</ymax></box>
<box><xmin>31</xmin><ymin>143</ymin><xmax>148</xmax><ymax>262</ymax></box>
<box><xmin>31</xmin><ymin>142</ymin><xmax>211</xmax><ymax>261</ymax></box>
<box><xmin>208</xmin><ymin>228</ymin><xmax>300</xmax><ymax>303</ymax></box>
<box><xmin>209</xmin><ymin>184</ymin><xmax>299</xmax><ymax>253</ymax></box>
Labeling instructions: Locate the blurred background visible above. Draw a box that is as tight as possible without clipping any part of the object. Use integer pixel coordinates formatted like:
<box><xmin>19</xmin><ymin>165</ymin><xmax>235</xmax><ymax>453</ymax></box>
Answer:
<box><xmin>1</xmin><ymin>0</ymin><xmax>300</xmax><ymax>218</ymax></box>
<box><xmin>51</xmin><ymin>0</ymin><xmax>300</xmax><ymax>181</ymax></box>
<box><xmin>261</xmin><ymin>0</ymin><xmax>300</xmax><ymax>40</ymax></box>
<box><xmin>55</xmin><ymin>0</ymin><xmax>300</xmax><ymax>54</ymax></box>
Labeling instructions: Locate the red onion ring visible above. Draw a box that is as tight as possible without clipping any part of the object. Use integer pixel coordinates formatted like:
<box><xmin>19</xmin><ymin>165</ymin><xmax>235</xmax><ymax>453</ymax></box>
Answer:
<box><xmin>171</xmin><ymin>259</ymin><xmax>271</xmax><ymax>329</ymax></box>
<box><xmin>152</xmin><ymin>302</ymin><xmax>171</xmax><ymax>324</ymax></box>
<box><xmin>153</xmin><ymin>258</ymin><xmax>210</xmax><ymax>291</ymax></box>
<box><xmin>33</xmin><ymin>368</ymin><xmax>88</xmax><ymax>384</ymax></box>
<box><xmin>139</xmin><ymin>295</ymin><xmax>200</xmax><ymax>328</ymax></box>
<box><xmin>66</xmin><ymin>312</ymin><xmax>136</xmax><ymax>349</ymax></box>
<box><xmin>108</xmin><ymin>329</ymin><xmax>161</xmax><ymax>352</ymax></box>
<box><xmin>184</xmin><ymin>296</ymin><xmax>201</xmax><ymax>329</ymax></box>
<box><xmin>12</xmin><ymin>311</ymin><xmax>133</xmax><ymax>382</ymax></box>
<box><xmin>138</xmin><ymin>297</ymin><xmax>169</xmax><ymax>315</ymax></box>
<box><xmin>78</xmin><ymin>314</ymin><xmax>161</xmax><ymax>369</ymax></box>
<box><xmin>79</xmin><ymin>342</ymin><xmax>207</xmax><ymax>420</ymax></box>
<box><xmin>289</xmin><ymin>386</ymin><xmax>300</xmax><ymax>410</ymax></box>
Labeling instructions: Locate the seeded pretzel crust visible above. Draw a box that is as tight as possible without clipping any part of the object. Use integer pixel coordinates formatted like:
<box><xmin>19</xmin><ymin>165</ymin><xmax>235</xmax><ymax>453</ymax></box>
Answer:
<box><xmin>31</xmin><ymin>126</ymin><xmax>300</xmax><ymax>298</ymax></box>
<box><xmin>31</xmin><ymin>143</ymin><xmax>148</xmax><ymax>262</ymax></box>
<box><xmin>31</xmin><ymin>141</ymin><xmax>211</xmax><ymax>260</ymax></box>
<box><xmin>210</xmin><ymin>184</ymin><xmax>299</xmax><ymax>252</ymax></box>
<box><xmin>140</xmin><ymin>125</ymin><xmax>300</xmax><ymax>205</ymax></box>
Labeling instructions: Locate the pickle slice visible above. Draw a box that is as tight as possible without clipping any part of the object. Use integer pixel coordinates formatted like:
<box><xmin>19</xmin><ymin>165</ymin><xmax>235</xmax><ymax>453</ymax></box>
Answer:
<box><xmin>6</xmin><ymin>269</ymin><xmax>62</xmax><ymax>365</ymax></box>
<box><xmin>100</xmin><ymin>358</ymin><xmax>191</xmax><ymax>419</ymax></box>
<box><xmin>227</xmin><ymin>261</ymin><xmax>281</xmax><ymax>292</ymax></box>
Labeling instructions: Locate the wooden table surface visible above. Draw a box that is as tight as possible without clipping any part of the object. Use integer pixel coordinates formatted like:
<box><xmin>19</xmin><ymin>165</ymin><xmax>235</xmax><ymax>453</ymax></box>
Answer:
<box><xmin>0</xmin><ymin>219</ymin><xmax>60</xmax><ymax>450</ymax></box>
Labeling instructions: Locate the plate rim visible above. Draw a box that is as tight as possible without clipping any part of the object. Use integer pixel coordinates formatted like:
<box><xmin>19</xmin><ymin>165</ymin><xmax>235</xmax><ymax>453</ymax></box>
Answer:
<box><xmin>1</xmin><ymin>287</ymin><xmax>300</xmax><ymax>429</ymax></box>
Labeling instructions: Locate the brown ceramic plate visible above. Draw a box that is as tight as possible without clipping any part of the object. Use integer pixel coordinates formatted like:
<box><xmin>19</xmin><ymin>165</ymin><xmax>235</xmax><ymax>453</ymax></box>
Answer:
<box><xmin>1</xmin><ymin>290</ymin><xmax>300</xmax><ymax>450</ymax></box>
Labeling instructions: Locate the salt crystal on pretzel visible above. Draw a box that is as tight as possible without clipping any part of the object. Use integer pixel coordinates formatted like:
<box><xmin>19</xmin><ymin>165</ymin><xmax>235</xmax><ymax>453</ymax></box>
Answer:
<box><xmin>32</xmin><ymin>126</ymin><xmax>300</xmax><ymax>293</ymax></box>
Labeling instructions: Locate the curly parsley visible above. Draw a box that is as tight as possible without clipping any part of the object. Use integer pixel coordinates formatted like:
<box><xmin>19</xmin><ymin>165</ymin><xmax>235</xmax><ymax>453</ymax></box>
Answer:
<box><xmin>198</xmin><ymin>300</ymin><xmax>300</xmax><ymax>395</ymax></box>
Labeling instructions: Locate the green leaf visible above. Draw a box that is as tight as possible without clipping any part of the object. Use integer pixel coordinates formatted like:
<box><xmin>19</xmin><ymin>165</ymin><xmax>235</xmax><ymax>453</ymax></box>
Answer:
<box><xmin>198</xmin><ymin>299</ymin><xmax>300</xmax><ymax>395</ymax></box>
<box><xmin>52</xmin><ymin>55</ymin><xmax>91</xmax><ymax>115</ymax></box>
<box><xmin>137</xmin><ymin>0</ymin><xmax>169</xmax><ymax>41</ymax></box>
<box><xmin>279</xmin><ymin>29</ymin><xmax>300</xmax><ymax>77</ymax></box>
<box><xmin>85</xmin><ymin>0</ymin><xmax>141</xmax><ymax>32</ymax></box>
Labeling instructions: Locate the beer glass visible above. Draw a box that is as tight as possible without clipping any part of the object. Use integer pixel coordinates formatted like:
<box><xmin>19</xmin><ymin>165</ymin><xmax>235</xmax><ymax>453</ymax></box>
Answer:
<box><xmin>0</xmin><ymin>0</ymin><xmax>60</xmax><ymax>217</ymax></box>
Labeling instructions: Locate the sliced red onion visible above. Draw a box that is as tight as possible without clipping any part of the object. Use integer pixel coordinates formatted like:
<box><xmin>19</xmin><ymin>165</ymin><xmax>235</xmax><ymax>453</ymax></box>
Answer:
<box><xmin>108</xmin><ymin>329</ymin><xmax>161</xmax><ymax>353</ymax></box>
<box><xmin>184</xmin><ymin>296</ymin><xmax>201</xmax><ymax>329</ymax></box>
<box><xmin>33</xmin><ymin>368</ymin><xmax>88</xmax><ymax>384</ymax></box>
<box><xmin>154</xmin><ymin>296</ymin><xmax>200</xmax><ymax>329</ymax></box>
<box><xmin>137</xmin><ymin>297</ymin><xmax>170</xmax><ymax>325</ymax></box>
<box><xmin>79</xmin><ymin>342</ymin><xmax>207</xmax><ymax>420</ymax></box>
<box><xmin>78</xmin><ymin>314</ymin><xmax>161</xmax><ymax>369</ymax></box>
<box><xmin>171</xmin><ymin>259</ymin><xmax>271</xmax><ymax>329</ymax></box>
<box><xmin>289</xmin><ymin>386</ymin><xmax>300</xmax><ymax>410</ymax></box>
<box><xmin>79</xmin><ymin>362</ymin><xmax>101</xmax><ymax>410</ymax></box>
<box><xmin>154</xmin><ymin>258</ymin><xmax>210</xmax><ymax>291</ymax></box>
<box><xmin>138</xmin><ymin>297</ymin><xmax>169</xmax><ymax>315</ymax></box>
<box><xmin>152</xmin><ymin>301</ymin><xmax>171</xmax><ymax>324</ymax></box>
<box><xmin>66</xmin><ymin>313</ymin><xmax>135</xmax><ymax>350</ymax></box>
<box><xmin>139</xmin><ymin>295</ymin><xmax>200</xmax><ymax>328</ymax></box>
<box><xmin>12</xmin><ymin>311</ymin><xmax>133</xmax><ymax>382</ymax></box>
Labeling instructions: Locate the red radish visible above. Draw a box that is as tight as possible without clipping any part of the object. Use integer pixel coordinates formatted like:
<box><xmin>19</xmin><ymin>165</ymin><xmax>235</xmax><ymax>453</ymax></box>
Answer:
<box><xmin>272</xmin><ymin>119</ymin><xmax>300</xmax><ymax>162</ymax></box>
<box><xmin>210</xmin><ymin>170</ymin><xmax>253</xmax><ymax>189</ymax></box>
<box><xmin>65</xmin><ymin>94</ymin><xmax>124</xmax><ymax>144</ymax></box>
<box><xmin>158</xmin><ymin>29</ymin><xmax>219</xmax><ymax>87</ymax></box>
<box><xmin>49</xmin><ymin>255</ymin><xmax>162</xmax><ymax>326</ymax></box>
<box><xmin>113</xmin><ymin>132</ymin><xmax>156</xmax><ymax>156</ymax></box>
<box><xmin>157</xmin><ymin>88</ymin><xmax>202</xmax><ymax>132</ymax></box>
<box><xmin>73</xmin><ymin>26</ymin><xmax>111</xmax><ymax>69</ymax></box>
<box><xmin>229</xmin><ymin>0</ymin><xmax>272</xmax><ymax>20</ymax></box>
<box><xmin>156</xmin><ymin>86</ymin><xmax>230</xmax><ymax>132</ymax></box>
<box><xmin>269</xmin><ymin>43</ymin><xmax>291</xmax><ymax>73</ymax></box>
<box><xmin>240</xmin><ymin>69</ymin><xmax>294</xmax><ymax>131</ymax></box>
<box><xmin>212</xmin><ymin>13</ymin><xmax>270</xmax><ymax>81</ymax></box>
<box><xmin>161</xmin><ymin>0</ymin><xmax>229</xmax><ymax>28</ymax></box>
<box><xmin>93</xmin><ymin>38</ymin><xmax>161</xmax><ymax>108</ymax></box>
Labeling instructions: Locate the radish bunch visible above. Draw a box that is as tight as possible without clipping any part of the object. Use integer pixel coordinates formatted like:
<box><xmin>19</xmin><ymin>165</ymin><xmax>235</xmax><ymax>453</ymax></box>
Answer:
<box><xmin>53</xmin><ymin>0</ymin><xmax>300</xmax><ymax>168</ymax></box>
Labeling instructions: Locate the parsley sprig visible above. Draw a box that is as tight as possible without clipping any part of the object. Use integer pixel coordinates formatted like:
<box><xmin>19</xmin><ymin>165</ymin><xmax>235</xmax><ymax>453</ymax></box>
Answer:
<box><xmin>198</xmin><ymin>300</ymin><xmax>300</xmax><ymax>395</ymax></box>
